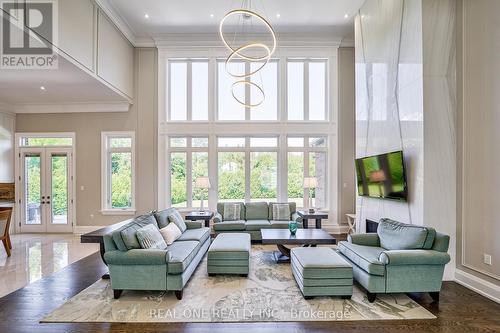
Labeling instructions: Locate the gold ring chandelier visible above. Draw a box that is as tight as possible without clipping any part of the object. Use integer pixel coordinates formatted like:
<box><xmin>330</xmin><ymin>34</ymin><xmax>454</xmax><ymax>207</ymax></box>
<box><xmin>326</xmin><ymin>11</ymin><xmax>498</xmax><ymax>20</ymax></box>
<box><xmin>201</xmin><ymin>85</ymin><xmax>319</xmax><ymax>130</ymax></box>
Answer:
<box><xmin>219</xmin><ymin>4</ymin><xmax>276</xmax><ymax>107</ymax></box>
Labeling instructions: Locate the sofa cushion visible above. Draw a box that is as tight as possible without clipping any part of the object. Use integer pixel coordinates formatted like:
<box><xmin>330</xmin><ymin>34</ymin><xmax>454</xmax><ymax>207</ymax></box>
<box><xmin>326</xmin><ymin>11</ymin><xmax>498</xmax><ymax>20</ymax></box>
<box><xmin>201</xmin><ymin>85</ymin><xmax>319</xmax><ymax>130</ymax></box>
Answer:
<box><xmin>223</xmin><ymin>203</ymin><xmax>241</xmax><ymax>221</ymax></box>
<box><xmin>217</xmin><ymin>202</ymin><xmax>246</xmax><ymax>221</ymax></box>
<box><xmin>378</xmin><ymin>218</ymin><xmax>436</xmax><ymax>250</ymax></box>
<box><xmin>136</xmin><ymin>224</ymin><xmax>168</xmax><ymax>250</ymax></box>
<box><xmin>268</xmin><ymin>202</ymin><xmax>296</xmax><ymax>220</ymax></box>
<box><xmin>270</xmin><ymin>220</ymin><xmax>292</xmax><ymax>229</ymax></box>
<box><xmin>115</xmin><ymin>214</ymin><xmax>158</xmax><ymax>251</ymax></box>
<box><xmin>245</xmin><ymin>202</ymin><xmax>269</xmax><ymax>220</ymax></box>
<box><xmin>154</xmin><ymin>208</ymin><xmax>177</xmax><ymax>229</ymax></box>
<box><xmin>159</xmin><ymin>223</ymin><xmax>182</xmax><ymax>245</ymax></box>
<box><xmin>166</xmin><ymin>240</ymin><xmax>201</xmax><ymax>274</ymax></box>
<box><xmin>291</xmin><ymin>247</ymin><xmax>353</xmax><ymax>279</ymax></box>
<box><xmin>213</xmin><ymin>220</ymin><xmax>246</xmax><ymax>231</ymax></box>
<box><xmin>177</xmin><ymin>227</ymin><xmax>210</xmax><ymax>244</ymax></box>
<box><xmin>168</xmin><ymin>210</ymin><xmax>187</xmax><ymax>232</ymax></box>
<box><xmin>272</xmin><ymin>203</ymin><xmax>291</xmax><ymax>221</ymax></box>
<box><xmin>338</xmin><ymin>241</ymin><xmax>386</xmax><ymax>276</ymax></box>
<box><xmin>245</xmin><ymin>219</ymin><xmax>272</xmax><ymax>231</ymax></box>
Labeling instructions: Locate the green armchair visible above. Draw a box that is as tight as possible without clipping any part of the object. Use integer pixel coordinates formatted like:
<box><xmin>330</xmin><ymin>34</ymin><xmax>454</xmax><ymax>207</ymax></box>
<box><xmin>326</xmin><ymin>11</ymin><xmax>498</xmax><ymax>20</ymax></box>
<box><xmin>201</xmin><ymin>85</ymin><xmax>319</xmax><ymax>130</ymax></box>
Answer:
<box><xmin>338</xmin><ymin>218</ymin><xmax>450</xmax><ymax>302</ymax></box>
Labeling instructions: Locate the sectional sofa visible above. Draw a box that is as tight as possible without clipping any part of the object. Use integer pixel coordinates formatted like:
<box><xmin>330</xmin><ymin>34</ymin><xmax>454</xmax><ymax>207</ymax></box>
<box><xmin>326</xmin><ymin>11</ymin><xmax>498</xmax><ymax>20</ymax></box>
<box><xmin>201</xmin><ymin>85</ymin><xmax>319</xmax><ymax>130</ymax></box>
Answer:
<box><xmin>213</xmin><ymin>202</ymin><xmax>303</xmax><ymax>240</ymax></box>
<box><xmin>103</xmin><ymin>208</ymin><xmax>210</xmax><ymax>300</ymax></box>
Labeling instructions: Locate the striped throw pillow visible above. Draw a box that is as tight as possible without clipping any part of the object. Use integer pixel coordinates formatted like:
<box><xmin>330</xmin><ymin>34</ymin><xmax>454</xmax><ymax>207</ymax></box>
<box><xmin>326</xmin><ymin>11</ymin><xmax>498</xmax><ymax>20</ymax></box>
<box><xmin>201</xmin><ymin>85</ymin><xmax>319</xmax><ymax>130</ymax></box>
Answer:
<box><xmin>136</xmin><ymin>224</ymin><xmax>168</xmax><ymax>250</ymax></box>
<box><xmin>273</xmin><ymin>204</ymin><xmax>291</xmax><ymax>221</ymax></box>
<box><xmin>224</xmin><ymin>203</ymin><xmax>241</xmax><ymax>221</ymax></box>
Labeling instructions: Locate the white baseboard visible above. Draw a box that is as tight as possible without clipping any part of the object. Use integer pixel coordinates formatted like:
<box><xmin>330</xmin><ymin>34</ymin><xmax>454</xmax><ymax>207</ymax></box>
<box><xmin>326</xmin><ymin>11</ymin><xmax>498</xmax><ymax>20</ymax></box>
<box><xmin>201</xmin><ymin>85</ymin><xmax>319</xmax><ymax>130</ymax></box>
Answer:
<box><xmin>73</xmin><ymin>226</ymin><xmax>102</xmax><ymax>235</ymax></box>
<box><xmin>455</xmin><ymin>269</ymin><xmax>500</xmax><ymax>304</ymax></box>
<box><xmin>323</xmin><ymin>224</ymin><xmax>349</xmax><ymax>234</ymax></box>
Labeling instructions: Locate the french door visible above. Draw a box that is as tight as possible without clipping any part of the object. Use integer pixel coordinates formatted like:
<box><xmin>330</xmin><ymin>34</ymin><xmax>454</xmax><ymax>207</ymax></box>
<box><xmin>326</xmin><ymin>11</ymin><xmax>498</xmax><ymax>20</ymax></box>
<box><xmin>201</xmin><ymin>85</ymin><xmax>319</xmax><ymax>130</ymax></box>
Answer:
<box><xmin>19</xmin><ymin>147</ymin><xmax>74</xmax><ymax>233</ymax></box>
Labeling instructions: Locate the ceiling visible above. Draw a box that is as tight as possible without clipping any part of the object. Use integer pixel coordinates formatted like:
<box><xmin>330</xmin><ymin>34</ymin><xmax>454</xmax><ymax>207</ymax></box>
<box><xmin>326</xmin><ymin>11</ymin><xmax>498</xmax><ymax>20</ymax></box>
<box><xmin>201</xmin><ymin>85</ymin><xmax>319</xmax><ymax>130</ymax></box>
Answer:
<box><xmin>0</xmin><ymin>56</ymin><xmax>126</xmax><ymax>106</ymax></box>
<box><xmin>107</xmin><ymin>0</ymin><xmax>365</xmax><ymax>39</ymax></box>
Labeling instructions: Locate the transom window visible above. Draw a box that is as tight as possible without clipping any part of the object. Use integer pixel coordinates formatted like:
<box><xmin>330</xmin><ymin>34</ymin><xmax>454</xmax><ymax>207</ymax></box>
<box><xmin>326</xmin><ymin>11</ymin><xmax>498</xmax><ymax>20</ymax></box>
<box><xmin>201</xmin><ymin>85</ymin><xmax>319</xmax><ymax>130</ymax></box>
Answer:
<box><xmin>101</xmin><ymin>132</ymin><xmax>135</xmax><ymax>214</ymax></box>
<box><xmin>287</xmin><ymin>59</ymin><xmax>328</xmax><ymax>121</ymax></box>
<box><xmin>168</xmin><ymin>59</ymin><xmax>209</xmax><ymax>121</ymax></box>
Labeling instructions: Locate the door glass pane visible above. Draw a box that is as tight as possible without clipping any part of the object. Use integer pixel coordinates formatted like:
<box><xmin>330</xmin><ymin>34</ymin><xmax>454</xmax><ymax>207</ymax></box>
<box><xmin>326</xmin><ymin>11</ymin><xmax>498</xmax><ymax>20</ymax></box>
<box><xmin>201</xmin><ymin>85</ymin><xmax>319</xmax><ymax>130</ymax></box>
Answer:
<box><xmin>170</xmin><ymin>152</ymin><xmax>187</xmax><ymax>207</ymax></box>
<box><xmin>111</xmin><ymin>152</ymin><xmax>132</xmax><ymax>208</ymax></box>
<box><xmin>109</xmin><ymin>137</ymin><xmax>132</xmax><ymax>148</ymax></box>
<box><xmin>21</xmin><ymin>137</ymin><xmax>72</xmax><ymax>146</ymax></box>
<box><xmin>309</xmin><ymin>152</ymin><xmax>327</xmax><ymax>208</ymax></box>
<box><xmin>51</xmin><ymin>154</ymin><xmax>68</xmax><ymax>224</ymax></box>
<box><xmin>25</xmin><ymin>154</ymin><xmax>41</xmax><ymax>225</ymax></box>
<box><xmin>250</xmin><ymin>137</ymin><xmax>278</xmax><ymax>147</ymax></box>
<box><xmin>218</xmin><ymin>152</ymin><xmax>245</xmax><ymax>202</ymax></box>
<box><xmin>192</xmin><ymin>152</ymin><xmax>209</xmax><ymax>208</ymax></box>
<box><xmin>217</xmin><ymin>137</ymin><xmax>245</xmax><ymax>148</ymax></box>
<box><xmin>288</xmin><ymin>152</ymin><xmax>304</xmax><ymax>207</ymax></box>
<box><xmin>250</xmin><ymin>152</ymin><xmax>277</xmax><ymax>202</ymax></box>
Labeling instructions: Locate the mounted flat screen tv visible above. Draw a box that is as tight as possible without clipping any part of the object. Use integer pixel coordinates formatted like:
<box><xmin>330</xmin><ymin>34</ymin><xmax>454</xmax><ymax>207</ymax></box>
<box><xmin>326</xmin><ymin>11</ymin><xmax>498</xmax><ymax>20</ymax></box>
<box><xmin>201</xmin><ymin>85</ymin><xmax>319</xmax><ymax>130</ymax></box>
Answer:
<box><xmin>355</xmin><ymin>150</ymin><xmax>408</xmax><ymax>201</ymax></box>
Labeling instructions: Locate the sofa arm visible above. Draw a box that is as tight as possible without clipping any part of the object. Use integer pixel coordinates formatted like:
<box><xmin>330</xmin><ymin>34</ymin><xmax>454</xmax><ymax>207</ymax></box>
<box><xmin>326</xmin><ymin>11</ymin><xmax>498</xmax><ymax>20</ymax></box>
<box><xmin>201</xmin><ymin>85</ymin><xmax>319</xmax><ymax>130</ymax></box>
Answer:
<box><xmin>379</xmin><ymin>250</ymin><xmax>451</xmax><ymax>266</ymax></box>
<box><xmin>185</xmin><ymin>221</ymin><xmax>203</xmax><ymax>229</ymax></box>
<box><xmin>213</xmin><ymin>212</ymin><xmax>223</xmax><ymax>223</ymax></box>
<box><xmin>292</xmin><ymin>212</ymin><xmax>303</xmax><ymax>223</ymax></box>
<box><xmin>104</xmin><ymin>249</ymin><xmax>169</xmax><ymax>265</ymax></box>
<box><xmin>348</xmin><ymin>233</ymin><xmax>380</xmax><ymax>247</ymax></box>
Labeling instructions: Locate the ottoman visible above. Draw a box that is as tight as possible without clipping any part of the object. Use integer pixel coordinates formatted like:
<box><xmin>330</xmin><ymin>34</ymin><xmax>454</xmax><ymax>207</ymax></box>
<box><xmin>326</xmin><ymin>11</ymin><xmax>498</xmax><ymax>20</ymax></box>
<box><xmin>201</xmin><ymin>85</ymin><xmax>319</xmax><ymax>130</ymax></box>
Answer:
<box><xmin>291</xmin><ymin>247</ymin><xmax>353</xmax><ymax>299</ymax></box>
<box><xmin>207</xmin><ymin>233</ymin><xmax>250</xmax><ymax>276</ymax></box>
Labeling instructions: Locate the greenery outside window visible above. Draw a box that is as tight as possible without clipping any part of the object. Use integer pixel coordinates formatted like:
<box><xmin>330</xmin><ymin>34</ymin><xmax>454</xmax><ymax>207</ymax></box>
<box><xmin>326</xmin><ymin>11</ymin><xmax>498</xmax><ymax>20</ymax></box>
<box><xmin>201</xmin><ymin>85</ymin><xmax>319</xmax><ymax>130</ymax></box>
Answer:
<box><xmin>101</xmin><ymin>132</ymin><xmax>136</xmax><ymax>215</ymax></box>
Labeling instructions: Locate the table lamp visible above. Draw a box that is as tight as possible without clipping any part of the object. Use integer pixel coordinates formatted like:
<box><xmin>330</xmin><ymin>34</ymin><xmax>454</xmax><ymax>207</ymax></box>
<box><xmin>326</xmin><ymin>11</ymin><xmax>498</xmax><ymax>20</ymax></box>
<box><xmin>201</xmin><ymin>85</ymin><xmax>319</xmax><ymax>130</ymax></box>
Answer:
<box><xmin>194</xmin><ymin>177</ymin><xmax>211</xmax><ymax>211</ymax></box>
<box><xmin>303</xmin><ymin>177</ymin><xmax>318</xmax><ymax>213</ymax></box>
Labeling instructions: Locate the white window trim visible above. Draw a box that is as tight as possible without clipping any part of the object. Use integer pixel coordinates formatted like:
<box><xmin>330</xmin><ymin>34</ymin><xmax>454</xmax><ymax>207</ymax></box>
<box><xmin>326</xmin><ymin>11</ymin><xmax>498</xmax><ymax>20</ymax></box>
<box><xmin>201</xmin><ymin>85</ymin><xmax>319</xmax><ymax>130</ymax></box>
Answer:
<box><xmin>101</xmin><ymin>131</ymin><xmax>136</xmax><ymax>215</ymax></box>
<box><xmin>167</xmin><ymin>136</ymin><xmax>209</xmax><ymax>209</ymax></box>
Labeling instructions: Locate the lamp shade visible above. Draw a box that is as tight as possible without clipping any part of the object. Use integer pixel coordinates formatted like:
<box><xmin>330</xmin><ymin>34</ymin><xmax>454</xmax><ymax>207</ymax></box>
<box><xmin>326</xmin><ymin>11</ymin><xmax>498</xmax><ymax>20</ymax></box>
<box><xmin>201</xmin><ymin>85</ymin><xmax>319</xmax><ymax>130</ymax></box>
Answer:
<box><xmin>303</xmin><ymin>177</ymin><xmax>318</xmax><ymax>189</ymax></box>
<box><xmin>194</xmin><ymin>177</ymin><xmax>211</xmax><ymax>189</ymax></box>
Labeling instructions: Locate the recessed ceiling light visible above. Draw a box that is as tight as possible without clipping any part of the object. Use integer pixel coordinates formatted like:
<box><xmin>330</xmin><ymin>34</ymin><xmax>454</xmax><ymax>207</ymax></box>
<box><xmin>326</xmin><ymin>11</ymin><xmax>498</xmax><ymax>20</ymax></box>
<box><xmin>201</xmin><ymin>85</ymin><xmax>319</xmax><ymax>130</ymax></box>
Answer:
<box><xmin>276</xmin><ymin>13</ymin><xmax>281</xmax><ymax>18</ymax></box>
<box><xmin>40</xmin><ymin>86</ymin><xmax>45</xmax><ymax>90</ymax></box>
<box><xmin>344</xmin><ymin>14</ymin><xmax>349</xmax><ymax>18</ymax></box>
<box><xmin>210</xmin><ymin>13</ymin><xmax>214</xmax><ymax>18</ymax></box>
<box><xmin>144</xmin><ymin>13</ymin><xmax>149</xmax><ymax>19</ymax></box>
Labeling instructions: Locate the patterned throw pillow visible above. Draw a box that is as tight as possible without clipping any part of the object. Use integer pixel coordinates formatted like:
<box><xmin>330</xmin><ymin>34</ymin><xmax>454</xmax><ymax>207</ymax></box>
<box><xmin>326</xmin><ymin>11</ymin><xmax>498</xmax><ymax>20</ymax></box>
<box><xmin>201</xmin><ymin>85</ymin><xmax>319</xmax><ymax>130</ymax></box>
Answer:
<box><xmin>167</xmin><ymin>210</ymin><xmax>187</xmax><ymax>232</ymax></box>
<box><xmin>224</xmin><ymin>203</ymin><xmax>241</xmax><ymax>221</ymax></box>
<box><xmin>273</xmin><ymin>203</ymin><xmax>291</xmax><ymax>221</ymax></box>
<box><xmin>159</xmin><ymin>223</ymin><xmax>182</xmax><ymax>245</ymax></box>
<box><xmin>135</xmin><ymin>224</ymin><xmax>168</xmax><ymax>250</ymax></box>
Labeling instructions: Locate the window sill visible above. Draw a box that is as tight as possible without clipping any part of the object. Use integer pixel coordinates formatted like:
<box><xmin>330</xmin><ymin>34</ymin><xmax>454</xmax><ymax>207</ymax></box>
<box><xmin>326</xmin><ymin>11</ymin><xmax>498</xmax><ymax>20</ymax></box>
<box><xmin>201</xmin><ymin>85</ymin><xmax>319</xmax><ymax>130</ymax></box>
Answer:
<box><xmin>101</xmin><ymin>209</ymin><xmax>137</xmax><ymax>216</ymax></box>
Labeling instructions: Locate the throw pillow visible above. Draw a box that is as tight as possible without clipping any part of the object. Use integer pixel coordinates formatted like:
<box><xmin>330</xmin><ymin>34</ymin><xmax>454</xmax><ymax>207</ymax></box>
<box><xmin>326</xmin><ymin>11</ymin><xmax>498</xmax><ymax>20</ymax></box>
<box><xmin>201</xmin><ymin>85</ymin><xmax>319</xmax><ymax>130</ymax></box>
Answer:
<box><xmin>135</xmin><ymin>224</ymin><xmax>168</xmax><ymax>250</ymax></box>
<box><xmin>167</xmin><ymin>210</ymin><xmax>187</xmax><ymax>232</ymax></box>
<box><xmin>224</xmin><ymin>203</ymin><xmax>241</xmax><ymax>221</ymax></box>
<box><xmin>273</xmin><ymin>203</ymin><xmax>291</xmax><ymax>221</ymax></box>
<box><xmin>159</xmin><ymin>223</ymin><xmax>182</xmax><ymax>245</ymax></box>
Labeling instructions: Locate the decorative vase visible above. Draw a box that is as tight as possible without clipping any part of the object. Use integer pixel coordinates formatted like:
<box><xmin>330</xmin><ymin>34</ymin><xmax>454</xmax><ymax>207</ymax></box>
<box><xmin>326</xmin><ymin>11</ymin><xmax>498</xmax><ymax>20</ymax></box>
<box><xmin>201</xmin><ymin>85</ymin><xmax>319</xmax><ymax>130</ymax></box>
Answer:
<box><xmin>289</xmin><ymin>221</ymin><xmax>298</xmax><ymax>235</ymax></box>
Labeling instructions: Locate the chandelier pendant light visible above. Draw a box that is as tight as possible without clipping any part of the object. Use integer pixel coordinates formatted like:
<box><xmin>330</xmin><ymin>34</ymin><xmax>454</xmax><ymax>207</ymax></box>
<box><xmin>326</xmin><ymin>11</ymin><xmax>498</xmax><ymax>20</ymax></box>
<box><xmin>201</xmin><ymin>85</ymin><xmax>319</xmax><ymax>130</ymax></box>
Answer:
<box><xmin>219</xmin><ymin>1</ymin><xmax>277</xmax><ymax>107</ymax></box>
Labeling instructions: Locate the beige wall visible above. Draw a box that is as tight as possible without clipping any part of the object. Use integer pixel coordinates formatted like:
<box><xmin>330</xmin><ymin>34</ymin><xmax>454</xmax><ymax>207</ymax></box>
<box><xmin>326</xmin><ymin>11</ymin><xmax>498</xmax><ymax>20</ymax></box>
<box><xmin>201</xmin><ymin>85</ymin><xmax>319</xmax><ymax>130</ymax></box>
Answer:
<box><xmin>15</xmin><ymin>48</ymin><xmax>158</xmax><ymax>227</ymax></box>
<box><xmin>456</xmin><ymin>0</ymin><xmax>500</xmax><ymax>286</ymax></box>
<box><xmin>337</xmin><ymin>47</ymin><xmax>356</xmax><ymax>224</ymax></box>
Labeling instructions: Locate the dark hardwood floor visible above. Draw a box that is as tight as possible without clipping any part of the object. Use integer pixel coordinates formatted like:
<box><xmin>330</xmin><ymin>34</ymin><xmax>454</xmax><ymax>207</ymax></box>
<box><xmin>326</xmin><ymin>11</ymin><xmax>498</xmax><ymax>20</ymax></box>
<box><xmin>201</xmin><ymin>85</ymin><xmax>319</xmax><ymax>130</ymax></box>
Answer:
<box><xmin>1</xmin><ymin>247</ymin><xmax>499</xmax><ymax>333</ymax></box>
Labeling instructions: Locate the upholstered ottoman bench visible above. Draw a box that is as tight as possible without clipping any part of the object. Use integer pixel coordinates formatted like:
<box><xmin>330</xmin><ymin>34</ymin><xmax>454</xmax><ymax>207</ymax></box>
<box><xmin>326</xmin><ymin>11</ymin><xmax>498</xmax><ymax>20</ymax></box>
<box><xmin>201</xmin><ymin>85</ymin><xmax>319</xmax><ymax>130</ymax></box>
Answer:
<box><xmin>291</xmin><ymin>247</ymin><xmax>353</xmax><ymax>299</ymax></box>
<box><xmin>207</xmin><ymin>233</ymin><xmax>250</xmax><ymax>276</ymax></box>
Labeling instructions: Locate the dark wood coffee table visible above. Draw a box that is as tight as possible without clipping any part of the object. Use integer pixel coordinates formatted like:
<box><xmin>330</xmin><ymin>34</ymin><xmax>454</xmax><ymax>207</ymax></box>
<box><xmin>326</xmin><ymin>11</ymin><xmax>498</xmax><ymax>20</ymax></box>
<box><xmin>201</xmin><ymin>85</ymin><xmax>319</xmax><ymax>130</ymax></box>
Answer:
<box><xmin>261</xmin><ymin>229</ymin><xmax>336</xmax><ymax>263</ymax></box>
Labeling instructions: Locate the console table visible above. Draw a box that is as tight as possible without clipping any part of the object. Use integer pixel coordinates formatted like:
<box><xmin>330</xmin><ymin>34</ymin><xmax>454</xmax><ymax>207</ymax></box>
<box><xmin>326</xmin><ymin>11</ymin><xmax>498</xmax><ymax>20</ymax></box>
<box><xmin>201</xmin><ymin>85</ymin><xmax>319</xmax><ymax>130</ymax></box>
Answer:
<box><xmin>297</xmin><ymin>210</ymin><xmax>328</xmax><ymax>229</ymax></box>
<box><xmin>185</xmin><ymin>211</ymin><xmax>214</xmax><ymax>228</ymax></box>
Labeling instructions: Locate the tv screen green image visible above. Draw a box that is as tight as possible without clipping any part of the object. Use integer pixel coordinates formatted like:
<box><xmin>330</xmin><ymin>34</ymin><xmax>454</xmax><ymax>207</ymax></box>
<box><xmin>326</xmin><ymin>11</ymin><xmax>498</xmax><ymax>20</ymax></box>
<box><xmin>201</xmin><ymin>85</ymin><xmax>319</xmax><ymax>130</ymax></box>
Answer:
<box><xmin>355</xmin><ymin>151</ymin><xmax>408</xmax><ymax>201</ymax></box>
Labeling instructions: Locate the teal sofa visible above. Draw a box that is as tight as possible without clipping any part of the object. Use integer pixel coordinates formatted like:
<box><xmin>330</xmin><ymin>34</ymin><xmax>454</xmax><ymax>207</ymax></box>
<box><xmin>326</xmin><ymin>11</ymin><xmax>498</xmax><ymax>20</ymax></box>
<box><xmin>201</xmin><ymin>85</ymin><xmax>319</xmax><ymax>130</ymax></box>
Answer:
<box><xmin>338</xmin><ymin>218</ymin><xmax>450</xmax><ymax>303</ymax></box>
<box><xmin>213</xmin><ymin>202</ymin><xmax>303</xmax><ymax>240</ymax></box>
<box><xmin>103</xmin><ymin>208</ymin><xmax>210</xmax><ymax>300</ymax></box>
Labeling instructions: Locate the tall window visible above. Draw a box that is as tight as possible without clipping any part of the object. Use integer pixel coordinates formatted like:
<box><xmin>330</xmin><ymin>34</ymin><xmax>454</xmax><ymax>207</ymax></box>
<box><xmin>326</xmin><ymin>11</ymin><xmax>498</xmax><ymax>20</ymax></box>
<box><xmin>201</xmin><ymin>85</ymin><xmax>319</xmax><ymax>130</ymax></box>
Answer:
<box><xmin>168</xmin><ymin>137</ymin><xmax>209</xmax><ymax>208</ymax></box>
<box><xmin>217</xmin><ymin>60</ymin><xmax>278</xmax><ymax>121</ymax></box>
<box><xmin>217</xmin><ymin>137</ymin><xmax>278</xmax><ymax>202</ymax></box>
<box><xmin>101</xmin><ymin>132</ymin><xmax>135</xmax><ymax>214</ymax></box>
<box><xmin>169</xmin><ymin>59</ymin><xmax>209</xmax><ymax>121</ymax></box>
<box><xmin>287</xmin><ymin>59</ymin><xmax>328</xmax><ymax>121</ymax></box>
<box><xmin>287</xmin><ymin>136</ymin><xmax>327</xmax><ymax>208</ymax></box>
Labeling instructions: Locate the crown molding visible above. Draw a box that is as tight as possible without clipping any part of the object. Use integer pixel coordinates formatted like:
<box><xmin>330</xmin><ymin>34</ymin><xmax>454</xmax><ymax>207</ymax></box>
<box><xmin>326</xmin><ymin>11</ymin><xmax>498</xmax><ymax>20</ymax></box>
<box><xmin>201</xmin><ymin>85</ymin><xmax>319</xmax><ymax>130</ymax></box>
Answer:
<box><xmin>93</xmin><ymin>0</ymin><xmax>138</xmax><ymax>46</ymax></box>
<box><xmin>13</xmin><ymin>102</ymin><xmax>131</xmax><ymax>114</ymax></box>
<box><xmin>154</xmin><ymin>32</ymin><xmax>343</xmax><ymax>49</ymax></box>
<box><xmin>340</xmin><ymin>37</ymin><xmax>355</xmax><ymax>47</ymax></box>
<box><xmin>0</xmin><ymin>102</ymin><xmax>15</xmax><ymax>114</ymax></box>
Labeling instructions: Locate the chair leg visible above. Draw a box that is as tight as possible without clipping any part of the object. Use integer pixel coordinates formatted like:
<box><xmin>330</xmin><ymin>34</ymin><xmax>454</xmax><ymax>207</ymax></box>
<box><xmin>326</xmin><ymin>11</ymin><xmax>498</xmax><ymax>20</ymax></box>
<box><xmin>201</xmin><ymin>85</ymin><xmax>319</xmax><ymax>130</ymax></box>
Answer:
<box><xmin>367</xmin><ymin>292</ymin><xmax>377</xmax><ymax>303</ymax></box>
<box><xmin>2</xmin><ymin>239</ymin><xmax>10</xmax><ymax>257</ymax></box>
<box><xmin>113</xmin><ymin>289</ymin><xmax>123</xmax><ymax>299</ymax></box>
<box><xmin>6</xmin><ymin>235</ymin><xmax>12</xmax><ymax>249</ymax></box>
<box><xmin>429</xmin><ymin>292</ymin><xmax>440</xmax><ymax>302</ymax></box>
<box><xmin>175</xmin><ymin>290</ymin><xmax>183</xmax><ymax>300</ymax></box>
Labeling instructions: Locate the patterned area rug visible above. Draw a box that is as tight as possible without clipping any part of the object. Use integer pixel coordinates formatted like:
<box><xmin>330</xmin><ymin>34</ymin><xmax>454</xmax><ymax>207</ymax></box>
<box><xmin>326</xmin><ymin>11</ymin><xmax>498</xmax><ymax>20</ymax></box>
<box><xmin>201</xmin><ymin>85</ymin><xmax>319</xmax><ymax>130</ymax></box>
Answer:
<box><xmin>42</xmin><ymin>245</ymin><xmax>435</xmax><ymax>323</ymax></box>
